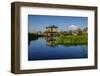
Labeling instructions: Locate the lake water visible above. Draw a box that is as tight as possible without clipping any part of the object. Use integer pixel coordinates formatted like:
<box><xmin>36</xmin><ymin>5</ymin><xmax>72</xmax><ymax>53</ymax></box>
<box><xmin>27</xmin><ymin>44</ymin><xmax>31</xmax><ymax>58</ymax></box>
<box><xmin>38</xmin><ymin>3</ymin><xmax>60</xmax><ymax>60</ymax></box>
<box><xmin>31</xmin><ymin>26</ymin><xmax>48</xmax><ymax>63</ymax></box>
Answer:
<box><xmin>28</xmin><ymin>37</ymin><xmax>88</xmax><ymax>61</ymax></box>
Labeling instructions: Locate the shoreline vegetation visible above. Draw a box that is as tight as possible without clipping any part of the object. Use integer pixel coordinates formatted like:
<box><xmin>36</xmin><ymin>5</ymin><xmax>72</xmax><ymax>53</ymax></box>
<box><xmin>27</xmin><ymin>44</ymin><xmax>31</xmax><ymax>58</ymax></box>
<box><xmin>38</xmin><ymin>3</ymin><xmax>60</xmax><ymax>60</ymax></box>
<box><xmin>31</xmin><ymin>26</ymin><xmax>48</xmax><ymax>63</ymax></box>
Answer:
<box><xmin>57</xmin><ymin>35</ymin><xmax>87</xmax><ymax>45</ymax></box>
<box><xmin>28</xmin><ymin>25</ymin><xmax>88</xmax><ymax>46</ymax></box>
<box><xmin>28</xmin><ymin>33</ymin><xmax>88</xmax><ymax>46</ymax></box>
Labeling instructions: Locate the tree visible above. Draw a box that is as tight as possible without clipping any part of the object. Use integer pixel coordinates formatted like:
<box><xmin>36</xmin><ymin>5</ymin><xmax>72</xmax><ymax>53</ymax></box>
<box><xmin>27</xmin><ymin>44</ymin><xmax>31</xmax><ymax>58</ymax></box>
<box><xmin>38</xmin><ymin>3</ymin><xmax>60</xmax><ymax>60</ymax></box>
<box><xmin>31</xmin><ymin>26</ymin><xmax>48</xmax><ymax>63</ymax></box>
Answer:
<box><xmin>77</xmin><ymin>28</ymin><xmax>82</xmax><ymax>35</ymax></box>
<box><xmin>68</xmin><ymin>30</ymin><xmax>73</xmax><ymax>35</ymax></box>
<box><xmin>83</xmin><ymin>27</ymin><xmax>88</xmax><ymax>32</ymax></box>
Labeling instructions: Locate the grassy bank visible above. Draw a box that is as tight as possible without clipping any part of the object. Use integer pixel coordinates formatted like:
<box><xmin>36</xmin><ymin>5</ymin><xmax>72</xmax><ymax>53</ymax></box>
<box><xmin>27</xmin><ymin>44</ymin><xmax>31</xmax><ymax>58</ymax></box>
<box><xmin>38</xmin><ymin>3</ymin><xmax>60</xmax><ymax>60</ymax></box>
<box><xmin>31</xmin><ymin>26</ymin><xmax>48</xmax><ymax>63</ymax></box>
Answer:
<box><xmin>56</xmin><ymin>35</ymin><xmax>88</xmax><ymax>45</ymax></box>
<box><xmin>28</xmin><ymin>33</ymin><xmax>88</xmax><ymax>46</ymax></box>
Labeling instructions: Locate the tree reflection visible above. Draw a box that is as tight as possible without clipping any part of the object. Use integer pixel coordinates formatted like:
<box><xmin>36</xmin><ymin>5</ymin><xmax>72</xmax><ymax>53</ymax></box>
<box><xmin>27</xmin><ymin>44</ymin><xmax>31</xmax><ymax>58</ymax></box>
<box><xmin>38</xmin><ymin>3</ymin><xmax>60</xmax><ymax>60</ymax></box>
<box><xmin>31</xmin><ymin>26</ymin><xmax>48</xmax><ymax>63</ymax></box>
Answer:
<box><xmin>28</xmin><ymin>35</ymin><xmax>87</xmax><ymax>48</ymax></box>
<box><xmin>28</xmin><ymin>33</ymin><xmax>39</xmax><ymax>45</ymax></box>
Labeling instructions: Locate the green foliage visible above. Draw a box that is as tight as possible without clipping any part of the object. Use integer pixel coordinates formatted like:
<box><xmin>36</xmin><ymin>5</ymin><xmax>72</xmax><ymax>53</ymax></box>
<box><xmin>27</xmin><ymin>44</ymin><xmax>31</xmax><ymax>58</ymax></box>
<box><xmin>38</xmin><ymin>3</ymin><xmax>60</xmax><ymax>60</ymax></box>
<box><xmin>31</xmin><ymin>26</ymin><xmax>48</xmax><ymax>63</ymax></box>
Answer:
<box><xmin>28</xmin><ymin>33</ymin><xmax>39</xmax><ymax>41</ymax></box>
<box><xmin>28</xmin><ymin>32</ymin><xmax>88</xmax><ymax>46</ymax></box>
<box><xmin>56</xmin><ymin>35</ymin><xmax>88</xmax><ymax>45</ymax></box>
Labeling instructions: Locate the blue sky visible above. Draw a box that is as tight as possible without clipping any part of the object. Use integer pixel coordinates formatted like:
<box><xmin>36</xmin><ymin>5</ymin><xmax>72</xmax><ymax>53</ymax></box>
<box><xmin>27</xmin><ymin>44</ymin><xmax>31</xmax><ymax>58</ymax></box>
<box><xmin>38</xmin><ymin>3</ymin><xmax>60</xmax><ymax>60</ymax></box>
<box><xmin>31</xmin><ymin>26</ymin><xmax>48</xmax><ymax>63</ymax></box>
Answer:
<box><xmin>28</xmin><ymin>15</ymin><xmax>88</xmax><ymax>33</ymax></box>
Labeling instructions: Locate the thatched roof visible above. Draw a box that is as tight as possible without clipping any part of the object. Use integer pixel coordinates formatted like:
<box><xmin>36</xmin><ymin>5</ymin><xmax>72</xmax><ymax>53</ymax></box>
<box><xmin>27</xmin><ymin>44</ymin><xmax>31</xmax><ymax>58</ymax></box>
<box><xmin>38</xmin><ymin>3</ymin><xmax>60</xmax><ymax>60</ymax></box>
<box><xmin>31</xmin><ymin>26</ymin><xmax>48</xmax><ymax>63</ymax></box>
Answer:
<box><xmin>46</xmin><ymin>25</ymin><xmax>58</xmax><ymax>29</ymax></box>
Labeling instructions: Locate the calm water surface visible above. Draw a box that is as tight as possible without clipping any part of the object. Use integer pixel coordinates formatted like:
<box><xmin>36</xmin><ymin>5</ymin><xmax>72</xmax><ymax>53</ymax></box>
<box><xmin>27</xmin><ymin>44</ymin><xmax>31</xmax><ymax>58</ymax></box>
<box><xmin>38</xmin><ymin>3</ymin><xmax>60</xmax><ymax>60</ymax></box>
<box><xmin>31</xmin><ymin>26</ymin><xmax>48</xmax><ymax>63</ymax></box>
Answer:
<box><xmin>28</xmin><ymin>37</ymin><xmax>88</xmax><ymax>61</ymax></box>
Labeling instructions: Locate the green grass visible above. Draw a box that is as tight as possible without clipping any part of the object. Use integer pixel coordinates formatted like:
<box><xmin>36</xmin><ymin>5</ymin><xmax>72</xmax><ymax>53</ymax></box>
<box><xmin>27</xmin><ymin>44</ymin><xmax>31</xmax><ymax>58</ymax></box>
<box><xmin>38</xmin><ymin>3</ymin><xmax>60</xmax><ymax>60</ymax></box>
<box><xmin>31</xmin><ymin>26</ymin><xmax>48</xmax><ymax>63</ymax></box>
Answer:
<box><xmin>56</xmin><ymin>35</ymin><xmax>88</xmax><ymax>45</ymax></box>
<box><xmin>28</xmin><ymin>33</ymin><xmax>88</xmax><ymax>46</ymax></box>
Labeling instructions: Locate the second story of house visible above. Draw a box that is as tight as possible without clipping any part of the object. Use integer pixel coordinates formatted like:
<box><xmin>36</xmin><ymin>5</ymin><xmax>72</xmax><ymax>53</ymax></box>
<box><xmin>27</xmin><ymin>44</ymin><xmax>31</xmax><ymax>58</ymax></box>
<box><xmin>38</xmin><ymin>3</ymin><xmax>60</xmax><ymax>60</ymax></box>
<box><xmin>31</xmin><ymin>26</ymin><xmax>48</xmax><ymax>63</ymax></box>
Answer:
<box><xmin>46</xmin><ymin>25</ymin><xmax>58</xmax><ymax>33</ymax></box>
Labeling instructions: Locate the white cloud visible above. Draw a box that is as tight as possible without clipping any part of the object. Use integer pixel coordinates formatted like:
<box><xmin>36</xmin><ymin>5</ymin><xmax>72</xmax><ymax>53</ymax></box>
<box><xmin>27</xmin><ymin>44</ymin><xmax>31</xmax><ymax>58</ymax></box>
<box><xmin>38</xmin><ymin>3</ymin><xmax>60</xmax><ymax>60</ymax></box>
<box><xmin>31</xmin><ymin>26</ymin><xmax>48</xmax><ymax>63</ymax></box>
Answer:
<box><xmin>68</xmin><ymin>25</ymin><xmax>79</xmax><ymax>31</ymax></box>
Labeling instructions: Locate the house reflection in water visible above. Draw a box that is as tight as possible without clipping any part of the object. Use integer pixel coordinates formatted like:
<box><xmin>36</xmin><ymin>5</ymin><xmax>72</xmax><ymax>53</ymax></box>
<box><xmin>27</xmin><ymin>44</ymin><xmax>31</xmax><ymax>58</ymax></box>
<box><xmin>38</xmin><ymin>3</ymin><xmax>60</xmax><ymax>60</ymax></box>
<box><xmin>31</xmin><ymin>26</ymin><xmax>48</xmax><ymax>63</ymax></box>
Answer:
<box><xmin>44</xmin><ymin>37</ymin><xmax>58</xmax><ymax>47</ymax></box>
<box><xmin>44</xmin><ymin>25</ymin><xmax>58</xmax><ymax>37</ymax></box>
<box><xmin>43</xmin><ymin>25</ymin><xmax>59</xmax><ymax>47</ymax></box>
